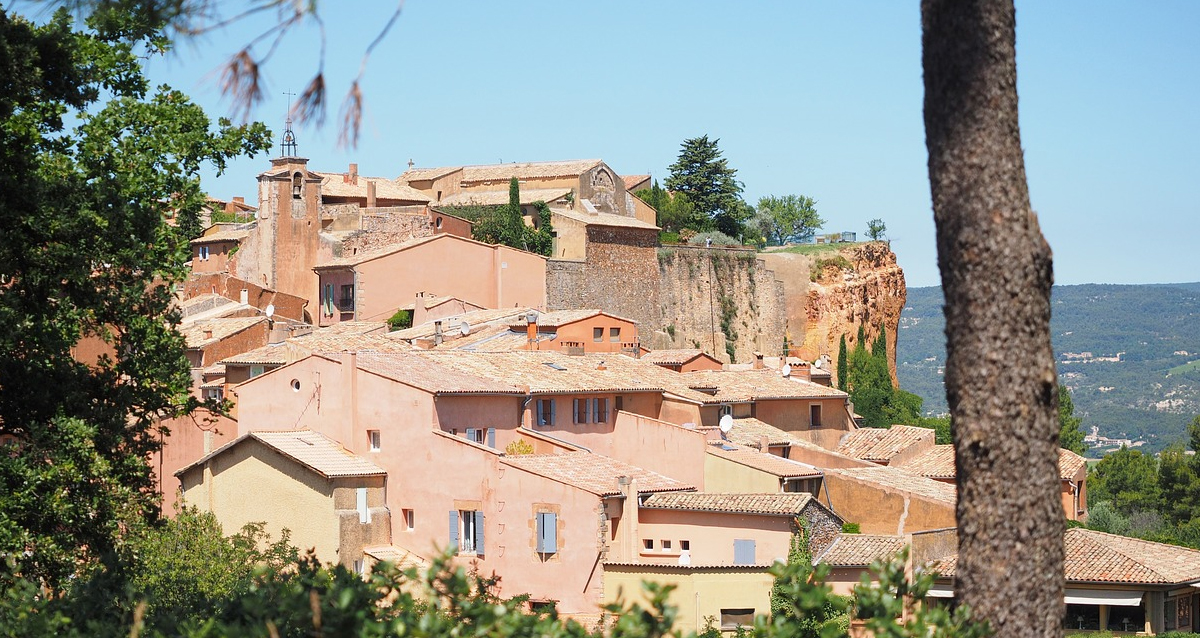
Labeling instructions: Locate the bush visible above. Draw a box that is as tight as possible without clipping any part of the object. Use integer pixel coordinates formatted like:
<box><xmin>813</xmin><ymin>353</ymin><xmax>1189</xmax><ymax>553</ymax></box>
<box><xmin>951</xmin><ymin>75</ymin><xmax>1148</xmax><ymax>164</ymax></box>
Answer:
<box><xmin>688</xmin><ymin>230</ymin><xmax>740</xmax><ymax>247</ymax></box>
<box><xmin>842</xmin><ymin>522</ymin><xmax>861</xmax><ymax>534</ymax></box>
<box><xmin>387</xmin><ymin>309</ymin><xmax>413</xmax><ymax>331</ymax></box>
<box><xmin>658</xmin><ymin>231</ymin><xmax>681</xmax><ymax>245</ymax></box>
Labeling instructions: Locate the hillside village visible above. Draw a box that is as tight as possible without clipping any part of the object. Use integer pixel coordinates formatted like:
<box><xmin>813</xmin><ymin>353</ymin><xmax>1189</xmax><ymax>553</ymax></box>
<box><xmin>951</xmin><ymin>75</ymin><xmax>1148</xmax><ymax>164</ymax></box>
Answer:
<box><xmin>154</xmin><ymin>151</ymin><xmax>1200</xmax><ymax>635</ymax></box>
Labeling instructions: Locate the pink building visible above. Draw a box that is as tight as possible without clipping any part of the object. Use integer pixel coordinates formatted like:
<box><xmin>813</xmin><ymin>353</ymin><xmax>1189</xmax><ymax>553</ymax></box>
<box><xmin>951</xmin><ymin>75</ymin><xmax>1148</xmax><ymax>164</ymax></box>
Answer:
<box><xmin>313</xmin><ymin>234</ymin><xmax>546</xmax><ymax>327</ymax></box>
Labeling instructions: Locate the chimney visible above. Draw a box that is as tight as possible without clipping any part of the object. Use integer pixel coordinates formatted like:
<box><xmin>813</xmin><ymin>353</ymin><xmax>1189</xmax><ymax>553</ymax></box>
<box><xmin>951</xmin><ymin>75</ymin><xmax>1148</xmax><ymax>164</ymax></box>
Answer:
<box><xmin>597</xmin><ymin>360</ymin><xmax>607</xmax><ymax>371</ymax></box>
<box><xmin>239</xmin><ymin>288</ymin><xmax>249</xmax><ymax>305</ymax></box>
<box><xmin>758</xmin><ymin>435</ymin><xmax>770</xmax><ymax>452</ymax></box>
<box><xmin>366</xmin><ymin>180</ymin><xmax>377</xmax><ymax>208</ymax></box>
<box><xmin>616</xmin><ymin>476</ymin><xmax>639</xmax><ymax>562</ymax></box>
<box><xmin>348</xmin><ymin>163</ymin><xmax>358</xmax><ymax>185</ymax></box>
<box><xmin>434</xmin><ymin>320</ymin><xmax>443</xmax><ymax>346</ymax></box>
<box><xmin>753</xmin><ymin>351</ymin><xmax>764</xmax><ymax>370</ymax></box>
<box><xmin>525</xmin><ymin>311</ymin><xmax>539</xmax><ymax>351</ymax></box>
<box><xmin>203</xmin><ymin>328</ymin><xmax>213</xmax><ymax>340</ymax></box>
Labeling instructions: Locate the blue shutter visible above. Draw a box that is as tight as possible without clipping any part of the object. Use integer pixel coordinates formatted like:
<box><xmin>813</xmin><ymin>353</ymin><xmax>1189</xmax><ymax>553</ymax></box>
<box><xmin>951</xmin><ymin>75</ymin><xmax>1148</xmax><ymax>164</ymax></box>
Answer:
<box><xmin>733</xmin><ymin>539</ymin><xmax>756</xmax><ymax>565</ymax></box>
<box><xmin>449</xmin><ymin>511</ymin><xmax>459</xmax><ymax>553</ymax></box>
<box><xmin>537</xmin><ymin>513</ymin><xmax>558</xmax><ymax>553</ymax></box>
<box><xmin>536</xmin><ymin>400</ymin><xmax>544</xmax><ymax>426</ymax></box>
<box><xmin>573</xmin><ymin>399</ymin><xmax>580</xmax><ymax>424</ymax></box>
<box><xmin>487</xmin><ymin>428</ymin><xmax>496</xmax><ymax>449</ymax></box>
<box><xmin>549</xmin><ymin>400</ymin><xmax>556</xmax><ymax>425</ymax></box>
<box><xmin>474</xmin><ymin>511</ymin><xmax>485</xmax><ymax>555</ymax></box>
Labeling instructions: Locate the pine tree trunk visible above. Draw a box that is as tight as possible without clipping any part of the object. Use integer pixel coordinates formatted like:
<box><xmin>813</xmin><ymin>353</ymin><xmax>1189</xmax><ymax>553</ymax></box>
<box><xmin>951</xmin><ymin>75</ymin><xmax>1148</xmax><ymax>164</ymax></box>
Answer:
<box><xmin>921</xmin><ymin>1</ymin><xmax>1063</xmax><ymax>637</ymax></box>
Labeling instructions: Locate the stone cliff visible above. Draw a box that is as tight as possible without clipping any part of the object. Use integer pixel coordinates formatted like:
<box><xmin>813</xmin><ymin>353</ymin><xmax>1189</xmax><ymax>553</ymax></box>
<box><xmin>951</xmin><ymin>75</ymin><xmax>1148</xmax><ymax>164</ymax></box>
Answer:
<box><xmin>650</xmin><ymin>243</ymin><xmax>906</xmax><ymax>385</ymax></box>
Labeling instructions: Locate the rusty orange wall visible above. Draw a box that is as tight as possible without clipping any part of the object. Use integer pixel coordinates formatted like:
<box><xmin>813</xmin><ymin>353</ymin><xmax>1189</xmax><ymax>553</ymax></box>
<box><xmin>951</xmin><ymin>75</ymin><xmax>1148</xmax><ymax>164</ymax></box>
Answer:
<box><xmin>183</xmin><ymin>273</ymin><xmax>308</xmax><ymax>322</ymax></box>
<box><xmin>429</xmin><ymin>210</ymin><xmax>473</xmax><ymax>238</ymax></box>
<box><xmin>820</xmin><ymin>472</ymin><xmax>955</xmax><ymax>535</ymax></box>
<box><xmin>755</xmin><ymin>397</ymin><xmax>854</xmax><ymax>432</ymax></box>
<box><xmin>680</xmin><ymin>357</ymin><xmax>723</xmax><ymax>372</ymax></box>
<box><xmin>191</xmin><ymin>240</ymin><xmax>239</xmax><ymax>274</ymax></box>
<box><xmin>551</xmin><ymin>315</ymin><xmax>640</xmax><ymax>353</ymax></box>
<box><xmin>197</xmin><ymin>320</ymin><xmax>270</xmax><ymax>367</ymax></box>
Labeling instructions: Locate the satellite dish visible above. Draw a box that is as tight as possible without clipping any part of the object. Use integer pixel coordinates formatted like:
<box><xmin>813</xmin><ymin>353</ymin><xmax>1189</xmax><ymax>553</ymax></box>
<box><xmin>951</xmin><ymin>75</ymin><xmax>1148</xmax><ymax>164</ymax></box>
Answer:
<box><xmin>459</xmin><ymin>321</ymin><xmax>471</xmax><ymax>336</ymax></box>
<box><xmin>812</xmin><ymin>358</ymin><xmax>823</xmax><ymax>369</ymax></box>
<box><xmin>265</xmin><ymin>304</ymin><xmax>275</xmax><ymax>318</ymax></box>
<box><xmin>719</xmin><ymin>414</ymin><xmax>734</xmax><ymax>434</ymax></box>
<box><xmin>781</xmin><ymin>364</ymin><xmax>792</xmax><ymax>378</ymax></box>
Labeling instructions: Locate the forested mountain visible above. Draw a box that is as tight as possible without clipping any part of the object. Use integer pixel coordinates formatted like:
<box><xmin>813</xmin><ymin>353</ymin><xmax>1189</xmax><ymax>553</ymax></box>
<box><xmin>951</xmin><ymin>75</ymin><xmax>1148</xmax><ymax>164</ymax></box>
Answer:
<box><xmin>897</xmin><ymin>283</ymin><xmax>1200</xmax><ymax>455</ymax></box>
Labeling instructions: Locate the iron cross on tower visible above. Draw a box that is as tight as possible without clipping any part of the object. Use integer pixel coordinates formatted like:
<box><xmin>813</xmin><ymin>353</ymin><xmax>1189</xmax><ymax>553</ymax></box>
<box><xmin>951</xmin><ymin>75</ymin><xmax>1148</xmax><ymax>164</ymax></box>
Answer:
<box><xmin>280</xmin><ymin>90</ymin><xmax>298</xmax><ymax>157</ymax></box>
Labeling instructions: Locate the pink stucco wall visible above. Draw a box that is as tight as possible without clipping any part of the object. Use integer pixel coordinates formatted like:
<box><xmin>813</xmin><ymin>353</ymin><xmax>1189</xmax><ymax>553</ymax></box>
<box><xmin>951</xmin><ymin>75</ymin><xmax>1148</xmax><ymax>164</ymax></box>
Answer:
<box><xmin>754</xmin><ymin>397</ymin><xmax>854</xmax><ymax>432</ymax></box>
<box><xmin>628</xmin><ymin>508</ymin><xmax>795</xmax><ymax>567</ymax></box>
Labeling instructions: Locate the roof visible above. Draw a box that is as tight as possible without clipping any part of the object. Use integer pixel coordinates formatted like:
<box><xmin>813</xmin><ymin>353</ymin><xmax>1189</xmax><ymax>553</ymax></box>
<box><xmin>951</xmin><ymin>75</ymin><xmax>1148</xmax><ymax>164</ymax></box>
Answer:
<box><xmin>433</xmin><ymin>325</ymin><xmax>531</xmax><ymax>353</ymax></box>
<box><xmin>363</xmin><ymin>545</ymin><xmax>428</xmax><ymax>571</ymax></box>
<box><xmin>459</xmin><ymin>159</ymin><xmax>601</xmax><ymax>184</ymax></box>
<box><xmin>352</xmin><ymin>352</ymin><xmax>523</xmax><ymax>395</ymax></box>
<box><xmin>723</xmin><ymin>417</ymin><xmax>804</xmax><ymax>447</ymax></box>
<box><xmin>815</xmin><ymin>534</ymin><xmax>907</xmax><ymax>568</ymax></box>
<box><xmin>640</xmin><ymin>349</ymin><xmax>713</xmax><ymax>366</ymax></box>
<box><xmin>931</xmin><ymin>528</ymin><xmax>1200</xmax><ymax>585</ymax></box>
<box><xmin>897</xmin><ymin>445</ymin><xmax>1090</xmax><ymax>481</ymax></box>
<box><xmin>221</xmin><ymin>333</ymin><xmax>411</xmax><ymax>366</ymax></box>
<box><xmin>704</xmin><ymin>442</ymin><xmax>823</xmax><ymax>479</ymax></box>
<box><xmin>827</xmin><ymin>466</ymin><xmax>957</xmax><ymax>505</ymax></box>
<box><xmin>641</xmin><ymin>492</ymin><xmax>816</xmax><ymax>517</ymax></box>
<box><xmin>623</xmin><ymin>174</ymin><xmax>650</xmax><ymax>191</ymax></box>
<box><xmin>551</xmin><ymin>206</ymin><xmax>659</xmax><ymax>230</ymax></box>
<box><xmin>398</xmin><ymin>166</ymin><xmax>462</xmax><ymax>182</ymax></box>
<box><xmin>191</xmin><ymin>229</ymin><xmax>250</xmax><ymax>244</ymax></box>
<box><xmin>176</xmin><ymin>430</ymin><xmax>386</xmax><ymax>479</ymax></box>
<box><xmin>679</xmin><ymin>369</ymin><xmax>849</xmax><ymax>403</ymax></box>
<box><xmin>309</xmin><ymin>321</ymin><xmax>389</xmax><ymax>336</ymax></box>
<box><xmin>505</xmin><ymin>309</ymin><xmax>637</xmax><ymax>330</ymax></box>
<box><xmin>315</xmin><ymin>172</ymin><xmax>431</xmax><ymax>202</ymax></box>
<box><xmin>500</xmin><ymin>451</ymin><xmax>692</xmax><ymax>497</ymax></box>
<box><xmin>314</xmin><ymin>234</ymin><xmax>443</xmax><ymax>269</ymax></box>
<box><xmin>836</xmin><ymin>425</ymin><xmax>935</xmax><ymax>463</ymax></box>
<box><xmin>414</xmin><ymin>351</ymin><xmax>668</xmax><ymax>395</ymax></box>
<box><xmin>436</xmin><ymin>188</ymin><xmax>572</xmax><ymax>207</ymax></box>
<box><xmin>389</xmin><ymin>307</ymin><xmax>533</xmax><ymax>341</ymax></box>
<box><xmin>180</xmin><ymin>317</ymin><xmax>266</xmax><ymax>349</ymax></box>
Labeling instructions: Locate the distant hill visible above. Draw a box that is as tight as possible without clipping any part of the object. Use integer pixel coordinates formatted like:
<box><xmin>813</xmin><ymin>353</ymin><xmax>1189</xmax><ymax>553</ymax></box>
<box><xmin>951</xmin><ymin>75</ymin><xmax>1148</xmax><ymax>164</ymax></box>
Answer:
<box><xmin>897</xmin><ymin>283</ymin><xmax>1200</xmax><ymax>455</ymax></box>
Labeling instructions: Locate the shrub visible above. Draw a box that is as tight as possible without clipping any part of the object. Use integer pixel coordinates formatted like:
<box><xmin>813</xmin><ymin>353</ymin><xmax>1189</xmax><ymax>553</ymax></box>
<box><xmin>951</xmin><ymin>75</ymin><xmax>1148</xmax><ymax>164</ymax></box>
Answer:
<box><xmin>842</xmin><ymin>522</ymin><xmax>861</xmax><ymax>533</ymax></box>
<box><xmin>387</xmin><ymin>309</ymin><xmax>413</xmax><ymax>331</ymax></box>
<box><xmin>659</xmin><ymin>231</ymin><xmax>681</xmax><ymax>245</ymax></box>
<box><xmin>504</xmin><ymin>439</ymin><xmax>534</xmax><ymax>456</ymax></box>
<box><xmin>688</xmin><ymin>230</ymin><xmax>740</xmax><ymax>247</ymax></box>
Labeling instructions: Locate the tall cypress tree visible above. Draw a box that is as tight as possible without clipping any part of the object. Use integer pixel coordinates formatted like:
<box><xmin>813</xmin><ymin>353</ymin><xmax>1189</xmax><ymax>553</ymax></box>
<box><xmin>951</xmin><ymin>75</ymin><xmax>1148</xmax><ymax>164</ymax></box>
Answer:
<box><xmin>503</xmin><ymin>176</ymin><xmax>525</xmax><ymax>247</ymax></box>
<box><xmin>837</xmin><ymin>334</ymin><xmax>849</xmax><ymax>392</ymax></box>
<box><xmin>872</xmin><ymin>326</ymin><xmax>888</xmax><ymax>363</ymax></box>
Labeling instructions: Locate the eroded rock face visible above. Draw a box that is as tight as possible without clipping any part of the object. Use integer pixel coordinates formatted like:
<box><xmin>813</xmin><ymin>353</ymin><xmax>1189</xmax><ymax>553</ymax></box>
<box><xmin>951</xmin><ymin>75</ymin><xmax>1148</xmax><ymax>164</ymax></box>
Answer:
<box><xmin>652</xmin><ymin>242</ymin><xmax>907</xmax><ymax>381</ymax></box>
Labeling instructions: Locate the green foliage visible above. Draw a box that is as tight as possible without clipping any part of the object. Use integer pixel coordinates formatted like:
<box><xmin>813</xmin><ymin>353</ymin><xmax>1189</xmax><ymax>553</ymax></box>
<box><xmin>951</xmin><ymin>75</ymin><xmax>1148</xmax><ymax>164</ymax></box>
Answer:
<box><xmin>916</xmin><ymin>415</ymin><xmax>953</xmax><ymax>444</ymax></box>
<box><xmin>504</xmin><ymin>439</ymin><xmax>535</xmax><ymax>456</ymax></box>
<box><xmin>1058</xmin><ymin>386</ymin><xmax>1087</xmax><ymax>454</ymax></box>
<box><xmin>810</xmin><ymin>255</ymin><xmax>852</xmax><ymax>282</ymax></box>
<box><xmin>1089</xmin><ymin>446</ymin><xmax>1162</xmax><ymax>514</ymax></box>
<box><xmin>444</xmin><ymin>198</ymin><xmax>554</xmax><ymax>257</ymax></box>
<box><xmin>768</xmin><ymin>522</ymin><xmax>849</xmax><ymax>637</ymax></box>
<box><xmin>0</xmin><ymin>6</ymin><xmax>271</xmax><ymax>587</ymax></box>
<box><xmin>387</xmin><ymin>309</ymin><xmax>413</xmax><ymax>331</ymax></box>
<box><xmin>636</xmin><ymin>181</ymin><xmax>701</xmax><ymax>232</ymax></box>
<box><xmin>844</xmin><ymin>326</ymin><xmax>922</xmax><ymax>429</ymax></box>
<box><xmin>754</xmin><ymin>194</ymin><xmax>824</xmax><ymax>245</ymax></box>
<box><xmin>837</xmin><ymin>335</ymin><xmax>849</xmax><ymax>392</ymax></box>
<box><xmin>665</xmin><ymin>135</ymin><xmax>747</xmax><ymax>236</ymax></box>
<box><xmin>658</xmin><ymin>231</ymin><xmax>680</xmax><ymax>244</ymax></box>
<box><xmin>853</xmin><ymin>549</ymin><xmax>991</xmax><ymax>638</ymax></box>
<box><xmin>688</xmin><ymin>230</ymin><xmax>741</xmax><ymax>246</ymax></box>
<box><xmin>866</xmin><ymin>218</ymin><xmax>887</xmax><ymax>241</ymax></box>
<box><xmin>841</xmin><ymin>522</ymin><xmax>861</xmax><ymax>534</ymax></box>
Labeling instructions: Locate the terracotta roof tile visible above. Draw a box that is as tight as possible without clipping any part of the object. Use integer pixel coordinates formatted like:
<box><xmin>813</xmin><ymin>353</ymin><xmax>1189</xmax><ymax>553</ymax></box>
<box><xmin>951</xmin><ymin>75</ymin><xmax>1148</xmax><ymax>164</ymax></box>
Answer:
<box><xmin>705</xmin><ymin>442</ymin><xmax>823</xmax><ymax>479</ymax></box>
<box><xmin>177</xmin><ymin>430</ymin><xmax>385</xmax><ymax>479</ymax></box>
<box><xmin>353</xmin><ymin>352</ymin><xmax>523</xmax><ymax>395</ymax></box>
<box><xmin>314</xmin><ymin>234</ymin><xmax>442</xmax><ymax>268</ymax></box>
<box><xmin>932</xmin><ymin>528</ymin><xmax>1200</xmax><ymax>585</ymax></box>
<box><xmin>1059</xmin><ymin>448</ymin><xmax>1088</xmax><ymax>480</ymax></box>
<box><xmin>221</xmin><ymin>333</ymin><xmax>411</xmax><ymax>366</ymax></box>
<box><xmin>681</xmin><ymin>369</ymin><xmax>849</xmax><ymax>402</ymax></box>
<box><xmin>459</xmin><ymin>159</ymin><xmax>601</xmax><ymax>184</ymax></box>
<box><xmin>181</xmin><ymin>317</ymin><xmax>267</xmax><ymax>349</ymax></box>
<box><xmin>639</xmin><ymin>349</ymin><xmax>712</xmax><ymax>366</ymax></box>
<box><xmin>436</xmin><ymin>326</ymin><xmax>530</xmax><ymax>353</ymax></box>
<box><xmin>723</xmin><ymin>417</ymin><xmax>804</xmax><ymax>447</ymax></box>
<box><xmin>310</xmin><ymin>321</ymin><xmax>390</xmax><ymax>336</ymax></box>
<box><xmin>815</xmin><ymin>534</ymin><xmax>907</xmax><ymax>567</ymax></box>
<box><xmin>315</xmin><ymin>172</ymin><xmax>431</xmax><ymax>202</ymax></box>
<box><xmin>623</xmin><ymin>175</ymin><xmax>651</xmax><ymax>191</ymax></box>
<box><xmin>827</xmin><ymin>466</ymin><xmax>957</xmax><ymax>504</ymax></box>
<box><xmin>641</xmin><ymin>492</ymin><xmax>815</xmax><ymax>517</ymax></box>
<box><xmin>505</xmin><ymin>309</ymin><xmax>637</xmax><ymax>330</ymax></box>
<box><xmin>191</xmin><ymin>229</ymin><xmax>250</xmax><ymax>244</ymax></box>
<box><xmin>836</xmin><ymin>425</ymin><xmax>935</xmax><ymax>463</ymax></box>
<box><xmin>389</xmin><ymin>307</ymin><xmax>532</xmax><ymax>341</ymax></box>
<box><xmin>897</xmin><ymin>445</ymin><xmax>1090</xmax><ymax>481</ymax></box>
<box><xmin>398</xmin><ymin>166</ymin><xmax>462</xmax><ymax>182</ymax></box>
<box><xmin>363</xmin><ymin>545</ymin><xmax>428</xmax><ymax>570</ymax></box>
<box><xmin>551</xmin><ymin>207</ymin><xmax>659</xmax><ymax>230</ymax></box>
<box><xmin>501</xmin><ymin>451</ymin><xmax>691</xmax><ymax>496</ymax></box>
<box><xmin>436</xmin><ymin>188</ymin><xmax>572</xmax><ymax>207</ymax></box>
<box><xmin>415</xmin><ymin>351</ymin><xmax>668</xmax><ymax>395</ymax></box>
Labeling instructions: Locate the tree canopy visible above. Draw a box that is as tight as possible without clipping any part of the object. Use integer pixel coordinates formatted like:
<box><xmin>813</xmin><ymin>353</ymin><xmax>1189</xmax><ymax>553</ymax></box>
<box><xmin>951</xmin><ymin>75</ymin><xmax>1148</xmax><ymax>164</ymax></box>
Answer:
<box><xmin>665</xmin><ymin>135</ymin><xmax>746</xmax><ymax>237</ymax></box>
<box><xmin>754</xmin><ymin>194</ymin><xmax>824</xmax><ymax>245</ymax></box>
<box><xmin>0</xmin><ymin>7</ymin><xmax>270</xmax><ymax>587</ymax></box>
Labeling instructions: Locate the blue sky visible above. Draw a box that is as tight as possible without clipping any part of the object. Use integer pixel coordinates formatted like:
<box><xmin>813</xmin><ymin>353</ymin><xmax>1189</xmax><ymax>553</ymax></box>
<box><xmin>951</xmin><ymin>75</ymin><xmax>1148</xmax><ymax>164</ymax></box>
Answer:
<box><xmin>144</xmin><ymin>1</ymin><xmax>1200</xmax><ymax>288</ymax></box>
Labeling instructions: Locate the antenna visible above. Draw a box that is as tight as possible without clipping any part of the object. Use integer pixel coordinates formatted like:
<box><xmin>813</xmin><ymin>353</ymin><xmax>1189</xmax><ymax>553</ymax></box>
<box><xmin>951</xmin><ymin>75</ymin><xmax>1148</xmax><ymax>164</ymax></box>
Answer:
<box><xmin>781</xmin><ymin>364</ymin><xmax>792</xmax><ymax>378</ymax></box>
<box><xmin>280</xmin><ymin>90</ymin><xmax>298</xmax><ymax>156</ymax></box>
<box><xmin>459</xmin><ymin>321</ymin><xmax>471</xmax><ymax>336</ymax></box>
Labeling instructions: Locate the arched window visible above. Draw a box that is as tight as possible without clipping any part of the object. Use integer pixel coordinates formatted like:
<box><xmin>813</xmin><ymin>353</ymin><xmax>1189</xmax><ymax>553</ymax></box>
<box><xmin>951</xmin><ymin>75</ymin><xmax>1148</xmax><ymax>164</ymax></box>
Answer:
<box><xmin>292</xmin><ymin>172</ymin><xmax>303</xmax><ymax>199</ymax></box>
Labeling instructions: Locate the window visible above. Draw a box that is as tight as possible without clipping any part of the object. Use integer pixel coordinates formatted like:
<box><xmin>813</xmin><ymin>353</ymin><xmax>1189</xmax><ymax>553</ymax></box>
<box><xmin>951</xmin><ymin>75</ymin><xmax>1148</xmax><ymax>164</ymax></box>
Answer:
<box><xmin>198</xmin><ymin>245</ymin><xmax>210</xmax><ymax>261</ymax></box>
<box><xmin>592</xmin><ymin>398</ymin><xmax>608</xmax><ymax>423</ymax></box>
<box><xmin>615</xmin><ymin>396</ymin><xmax>624</xmax><ymax>413</ymax></box>
<box><xmin>465</xmin><ymin>428</ymin><xmax>486</xmax><ymax>445</ymax></box>
<box><xmin>574</xmin><ymin>399</ymin><xmax>589</xmax><ymax>424</ymax></box>
<box><xmin>292</xmin><ymin>172</ymin><xmax>303</xmax><ymax>199</ymax></box>
<box><xmin>353</xmin><ymin>559</ymin><xmax>365</xmax><ymax>576</ymax></box>
<box><xmin>249</xmin><ymin>365</ymin><xmax>265</xmax><ymax>378</ymax></box>
<box><xmin>368</xmin><ymin>430</ymin><xmax>381</xmax><ymax>452</ymax></box>
<box><xmin>462</xmin><ymin>428</ymin><xmax>497</xmax><ymax>448</ymax></box>
<box><xmin>593</xmin><ymin>327</ymin><xmax>603</xmax><ymax>342</ymax></box>
<box><xmin>610</xmin><ymin>327</ymin><xmax>620</xmax><ymax>342</ymax></box>
<box><xmin>680</xmin><ymin>540</ymin><xmax>690</xmax><ymax>551</ymax></box>
<box><xmin>536</xmin><ymin>512</ymin><xmax>558</xmax><ymax>554</ymax></box>
<box><xmin>719</xmin><ymin>404</ymin><xmax>733</xmax><ymax>418</ymax></box>
<box><xmin>339</xmin><ymin>284</ymin><xmax>355</xmax><ymax>311</ymax></box>
<box><xmin>323</xmin><ymin>283</ymin><xmax>335</xmax><ymax>316</ymax></box>
<box><xmin>536</xmin><ymin>399</ymin><xmax>556</xmax><ymax>426</ymax></box>
<box><xmin>733</xmin><ymin>539</ymin><xmax>756</xmax><ymax>565</ymax></box>
<box><xmin>202</xmin><ymin>387</ymin><xmax>224</xmax><ymax>402</ymax></box>
<box><xmin>810</xmin><ymin>404</ymin><xmax>823</xmax><ymax>428</ymax></box>
<box><xmin>720</xmin><ymin>609</ymin><xmax>755</xmax><ymax>630</ymax></box>
<box><xmin>661</xmin><ymin>540</ymin><xmax>672</xmax><ymax>552</ymax></box>
<box><xmin>450</xmin><ymin>510</ymin><xmax>484</xmax><ymax>555</ymax></box>
<box><xmin>403</xmin><ymin>509</ymin><xmax>414</xmax><ymax>531</ymax></box>
<box><xmin>357</xmin><ymin>487</ymin><xmax>371</xmax><ymax>524</ymax></box>
<box><xmin>643</xmin><ymin>539</ymin><xmax>654</xmax><ymax>551</ymax></box>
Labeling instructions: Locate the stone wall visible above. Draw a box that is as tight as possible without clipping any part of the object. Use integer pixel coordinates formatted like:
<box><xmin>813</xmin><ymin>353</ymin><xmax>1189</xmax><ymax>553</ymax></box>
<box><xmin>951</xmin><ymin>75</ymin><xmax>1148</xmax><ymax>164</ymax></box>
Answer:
<box><xmin>546</xmin><ymin>226</ymin><xmax>660</xmax><ymax>330</ymax></box>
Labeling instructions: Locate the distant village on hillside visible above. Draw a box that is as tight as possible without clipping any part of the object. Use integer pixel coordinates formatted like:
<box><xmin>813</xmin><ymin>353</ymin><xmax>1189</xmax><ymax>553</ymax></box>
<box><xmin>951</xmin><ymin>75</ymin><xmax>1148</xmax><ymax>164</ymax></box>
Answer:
<box><xmin>126</xmin><ymin>146</ymin><xmax>1200</xmax><ymax>636</ymax></box>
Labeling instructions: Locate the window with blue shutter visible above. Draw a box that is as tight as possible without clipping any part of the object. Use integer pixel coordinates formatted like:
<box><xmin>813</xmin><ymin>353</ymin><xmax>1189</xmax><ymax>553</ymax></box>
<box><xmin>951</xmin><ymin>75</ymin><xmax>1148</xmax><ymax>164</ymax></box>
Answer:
<box><xmin>448</xmin><ymin>511</ymin><xmax>459</xmax><ymax>554</ymax></box>
<box><xmin>486</xmin><ymin>428</ymin><xmax>496</xmax><ymax>449</ymax></box>
<box><xmin>536</xmin><ymin>399</ymin><xmax>556</xmax><ymax>426</ymax></box>
<box><xmin>733</xmin><ymin>539</ymin><xmax>756</xmax><ymax>565</ymax></box>
<box><xmin>537</xmin><ymin>512</ymin><xmax>558</xmax><ymax>554</ymax></box>
<box><xmin>473</xmin><ymin>511</ymin><xmax>485</xmax><ymax>555</ymax></box>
